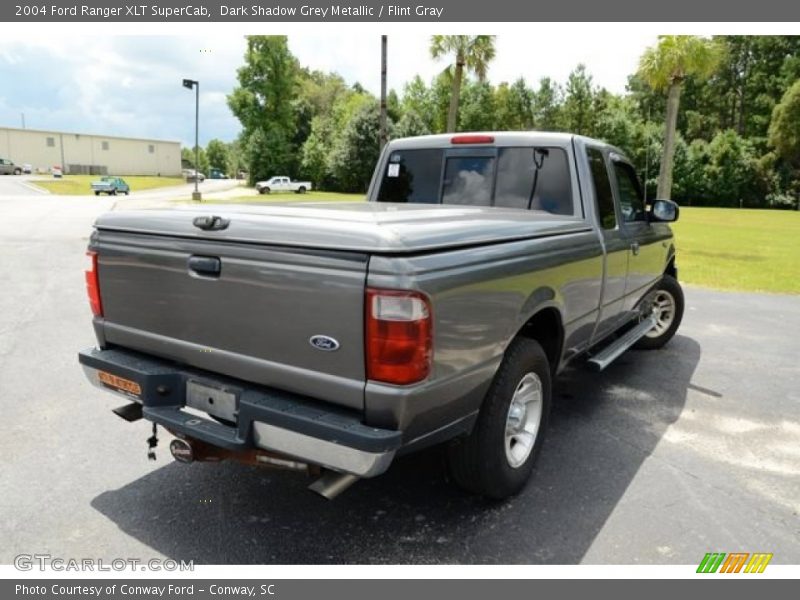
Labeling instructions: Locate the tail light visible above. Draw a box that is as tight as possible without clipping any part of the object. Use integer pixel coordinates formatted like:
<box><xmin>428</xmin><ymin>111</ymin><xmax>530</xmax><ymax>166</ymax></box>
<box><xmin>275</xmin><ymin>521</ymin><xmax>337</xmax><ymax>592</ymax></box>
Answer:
<box><xmin>366</xmin><ymin>288</ymin><xmax>432</xmax><ymax>385</ymax></box>
<box><xmin>85</xmin><ymin>251</ymin><xmax>103</xmax><ymax>317</ymax></box>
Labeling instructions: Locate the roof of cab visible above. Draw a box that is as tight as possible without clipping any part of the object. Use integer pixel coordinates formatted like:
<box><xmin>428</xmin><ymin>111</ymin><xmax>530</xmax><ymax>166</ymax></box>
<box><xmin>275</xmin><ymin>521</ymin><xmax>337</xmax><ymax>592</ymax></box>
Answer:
<box><xmin>385</xmin><ymin>131</ymin><xmax>628</xmax><ymax>161</ymax></box>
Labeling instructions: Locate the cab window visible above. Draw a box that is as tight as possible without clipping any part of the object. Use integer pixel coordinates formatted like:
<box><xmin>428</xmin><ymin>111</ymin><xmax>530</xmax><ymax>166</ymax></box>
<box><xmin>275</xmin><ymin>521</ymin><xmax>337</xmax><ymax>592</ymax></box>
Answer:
<box><xmin>613</xmin><ymin>161</ymin><xmax>646</xmax><ymax>223</ymax></box>
<box><xmin>586</xmin><ymin>148</ymin><xmax>616</xmax><ymax>230</ymax></box>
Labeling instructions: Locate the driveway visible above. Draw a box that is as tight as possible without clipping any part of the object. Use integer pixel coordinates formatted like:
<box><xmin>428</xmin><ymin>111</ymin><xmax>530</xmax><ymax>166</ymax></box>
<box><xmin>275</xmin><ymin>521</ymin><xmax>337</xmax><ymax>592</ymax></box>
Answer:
<box><xmin>0</xmin><ymin>175</ymin><xmax>48</xmax><ymax>196</ymax></box>
<box><xmin>0</xmin><ymin>192</ymin><xmax>797</xmax><ymax>565</ymax></box>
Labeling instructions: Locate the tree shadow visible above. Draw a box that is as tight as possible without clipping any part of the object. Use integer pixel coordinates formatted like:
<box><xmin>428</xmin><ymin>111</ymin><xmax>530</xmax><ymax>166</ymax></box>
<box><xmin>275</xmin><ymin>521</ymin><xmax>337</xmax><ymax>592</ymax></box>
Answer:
<box><xmin>91</xmin><ymin>334</ymin><xmax>701</xmax><ymax>564</ymax></box>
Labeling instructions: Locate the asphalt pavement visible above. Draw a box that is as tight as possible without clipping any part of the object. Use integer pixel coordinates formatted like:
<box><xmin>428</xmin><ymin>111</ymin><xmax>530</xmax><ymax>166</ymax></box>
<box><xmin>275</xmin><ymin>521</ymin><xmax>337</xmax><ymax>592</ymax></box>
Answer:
<box><xmin>0</xmin><ymin>191</ymin><xmax>798</xmax><ymax>565</ymax></box>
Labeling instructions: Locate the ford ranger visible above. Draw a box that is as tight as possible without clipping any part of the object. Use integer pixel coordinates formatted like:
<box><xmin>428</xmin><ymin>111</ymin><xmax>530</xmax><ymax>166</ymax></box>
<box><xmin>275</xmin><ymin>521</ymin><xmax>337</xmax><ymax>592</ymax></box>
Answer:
<box><xmin>78</xmin><ymin>132</ymin><xmax>683</xmax><ymax>500</ymax></box>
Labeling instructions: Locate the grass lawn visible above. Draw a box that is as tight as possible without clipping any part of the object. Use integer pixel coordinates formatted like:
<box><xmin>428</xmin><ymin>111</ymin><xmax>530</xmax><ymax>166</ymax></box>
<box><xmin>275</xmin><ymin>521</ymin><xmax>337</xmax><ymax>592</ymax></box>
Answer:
<box><xmin>33</xmin><ymin>174</ymin><xmax>185</xmax><ymax>195</ymax></box>
<box><xmin>671</xmin><ymin>207</ymin><xmax>800</xmax><ymax>294</ymax></box>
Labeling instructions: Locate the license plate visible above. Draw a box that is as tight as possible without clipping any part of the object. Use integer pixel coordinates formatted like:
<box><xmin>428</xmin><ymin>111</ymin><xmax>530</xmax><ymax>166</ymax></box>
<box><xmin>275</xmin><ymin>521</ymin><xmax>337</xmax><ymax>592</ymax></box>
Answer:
<box><xmin>98</xmin><ymin>371</ymin><xmax>142</xmax><ymax>398</ymax></box>
<box><xmin>186</xmin><ymin>380</ymin><xmax>238</xmax><ymax>423</ymax></box>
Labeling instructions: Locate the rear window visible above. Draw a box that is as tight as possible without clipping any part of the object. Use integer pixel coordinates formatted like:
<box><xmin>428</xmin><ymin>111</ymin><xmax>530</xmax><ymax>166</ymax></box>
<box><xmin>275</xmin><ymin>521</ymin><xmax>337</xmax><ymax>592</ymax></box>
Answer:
<box><xmin>376</xmin><ymin>146</ymin><xmax>574</xmax><ymax>216</ymax></box>
<box><xmin>377</xmin><ymin>148</ymin><xmax>444</xmax><ymax>204</ymax></box>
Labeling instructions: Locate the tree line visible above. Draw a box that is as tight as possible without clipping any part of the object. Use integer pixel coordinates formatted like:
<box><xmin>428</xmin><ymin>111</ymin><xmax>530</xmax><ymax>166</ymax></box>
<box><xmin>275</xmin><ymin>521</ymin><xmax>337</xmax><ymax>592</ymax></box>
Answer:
<box><xmin>188</xmin><ymin>35</ymin><xmax>800</xmax><ymax>208</ymax></box>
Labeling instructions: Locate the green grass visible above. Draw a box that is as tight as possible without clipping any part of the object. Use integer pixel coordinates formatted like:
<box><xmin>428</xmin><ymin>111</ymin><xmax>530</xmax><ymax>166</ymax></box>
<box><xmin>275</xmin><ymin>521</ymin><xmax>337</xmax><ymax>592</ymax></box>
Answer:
<box><xmin>671</xmin><ymin>207</ymin><xmax>800</xmax><ymax>294</ymax></box>
<box><xmin>202</xmin><ymin>191</ymin><xmax>365</xmax><ymax>203</ymax></box>
<box><xmin>33</xmin><ymin>174</ymin><xmax>185</xmax><ymax>195</ymax></box>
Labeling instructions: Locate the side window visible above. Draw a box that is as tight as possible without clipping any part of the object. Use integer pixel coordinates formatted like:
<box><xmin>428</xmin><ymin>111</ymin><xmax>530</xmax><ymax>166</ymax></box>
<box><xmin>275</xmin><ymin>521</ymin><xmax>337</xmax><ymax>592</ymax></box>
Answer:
<box><xmin>494</xmin><ymin>147</ymin><xmax>574</xmax><ymax>215</ymax></box>
<box><xmin>46</xmin><ymin>137</ymin><xmax>55</xmax><ymax>147</ymax></box>
<box><xmin>587</xmin><ymin>148</ymin><xmax>616</xmax><ymax>230</ymax></box>
<box><xmin>613</xmin><ymin>161</ymin><xmax>646</xmax><ymax>223</ymax></box>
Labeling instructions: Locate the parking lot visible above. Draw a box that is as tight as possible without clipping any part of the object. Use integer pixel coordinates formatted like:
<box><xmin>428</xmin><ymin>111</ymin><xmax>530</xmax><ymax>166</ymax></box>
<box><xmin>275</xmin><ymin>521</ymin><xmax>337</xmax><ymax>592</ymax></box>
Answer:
<box><xmin>0</xmin><ymin>191</ymin><xmax>798</xmax><ymax>565</ymax></box>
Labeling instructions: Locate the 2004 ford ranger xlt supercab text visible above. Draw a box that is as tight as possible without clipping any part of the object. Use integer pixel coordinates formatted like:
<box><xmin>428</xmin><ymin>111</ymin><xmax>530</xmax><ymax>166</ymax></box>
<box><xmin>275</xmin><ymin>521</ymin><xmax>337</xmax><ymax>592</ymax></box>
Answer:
<box><xmin>78</xmin><ymin>132</ymin><xmax>684</xmax><ymax>500</ymax></box>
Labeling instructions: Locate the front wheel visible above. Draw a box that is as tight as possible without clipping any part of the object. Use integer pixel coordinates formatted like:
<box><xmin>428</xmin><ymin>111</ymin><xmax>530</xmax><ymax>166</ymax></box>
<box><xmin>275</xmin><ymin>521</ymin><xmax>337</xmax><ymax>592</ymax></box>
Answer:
<box><xmin>447</xmin><ymin>337</ymin><xmax>551</xmax><ymax>499</ymax></box>
<box><xmin>634</xmin><ymin>274</ymin><xmax>684</xmax><ymax>350</ymax></box>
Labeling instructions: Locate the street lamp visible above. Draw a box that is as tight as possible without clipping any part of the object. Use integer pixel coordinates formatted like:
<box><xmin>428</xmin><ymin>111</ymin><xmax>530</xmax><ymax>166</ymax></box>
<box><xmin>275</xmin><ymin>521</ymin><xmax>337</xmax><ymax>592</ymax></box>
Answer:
<box><xmin>182</xmin><ymin>78</ymin><xmax>201</xmax><ymax>202</ymax></box>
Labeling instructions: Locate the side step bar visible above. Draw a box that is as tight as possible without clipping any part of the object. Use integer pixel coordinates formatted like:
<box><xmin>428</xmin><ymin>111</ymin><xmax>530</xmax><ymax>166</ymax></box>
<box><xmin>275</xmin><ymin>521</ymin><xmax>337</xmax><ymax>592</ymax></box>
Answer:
<box><xmin>587</xmin><ymin>315</ymin><xmax>657</xmax><ymax>372</ymax></box>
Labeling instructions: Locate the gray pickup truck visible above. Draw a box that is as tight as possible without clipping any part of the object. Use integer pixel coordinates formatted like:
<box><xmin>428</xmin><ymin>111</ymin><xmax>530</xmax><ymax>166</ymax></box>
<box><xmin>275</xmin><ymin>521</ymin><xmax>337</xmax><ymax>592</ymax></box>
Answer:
<box><xmin>78</xmin><ymin>132</ymin><xmax>683</xmax><ymax>500</ymax></box>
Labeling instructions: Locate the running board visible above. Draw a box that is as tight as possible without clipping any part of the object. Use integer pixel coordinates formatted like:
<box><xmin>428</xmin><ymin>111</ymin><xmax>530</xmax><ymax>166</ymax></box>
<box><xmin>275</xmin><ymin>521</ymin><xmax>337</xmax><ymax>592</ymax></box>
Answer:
<box><xmin>587</xmin><ymin>315</ymin><xmax>657</xmax><ymax>372</ymax></box>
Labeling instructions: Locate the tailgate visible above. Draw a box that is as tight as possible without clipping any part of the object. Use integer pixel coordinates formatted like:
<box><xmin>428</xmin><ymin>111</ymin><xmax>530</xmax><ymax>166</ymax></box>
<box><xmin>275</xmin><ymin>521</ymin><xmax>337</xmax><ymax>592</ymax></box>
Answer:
<box><xmin>92</xmin><ymin>229</ymin><xmax>368</xmax><ymax>410</ymax></box>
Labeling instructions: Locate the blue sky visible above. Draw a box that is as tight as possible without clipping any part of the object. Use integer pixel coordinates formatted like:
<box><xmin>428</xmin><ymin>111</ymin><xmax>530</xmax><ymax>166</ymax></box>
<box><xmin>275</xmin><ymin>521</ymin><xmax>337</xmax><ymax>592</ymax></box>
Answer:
<box><xmin>0</xmin><ymin>33</ymin><xmax>656</xmax><ymax>147</ymax></box>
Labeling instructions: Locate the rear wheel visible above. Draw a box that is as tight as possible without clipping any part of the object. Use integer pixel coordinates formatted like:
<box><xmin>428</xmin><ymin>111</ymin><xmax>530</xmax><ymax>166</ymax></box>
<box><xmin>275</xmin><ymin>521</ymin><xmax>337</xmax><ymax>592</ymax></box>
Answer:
<box><xmin>297</xmin><ymin>186</ymin><xmax>307</xmax><ymax>194</ymax></box>
<box><xmin>259</xmin><ymin>186</ymin><xmax>270</xmax><ymax>195</ymax></box>
<box><xmin>447</xmin><ymin>337</ymin><xmax>551</xmax><ymax>499</ymax></box>
<box><xmin>634</xmin><ymin>275</ymin><xmax>684</xmax><ymax>350</ymax></box>
<box><xmin>94</xmin><ymin>191</ymin><xmax>100</xmax><ymax>196</ymax></box>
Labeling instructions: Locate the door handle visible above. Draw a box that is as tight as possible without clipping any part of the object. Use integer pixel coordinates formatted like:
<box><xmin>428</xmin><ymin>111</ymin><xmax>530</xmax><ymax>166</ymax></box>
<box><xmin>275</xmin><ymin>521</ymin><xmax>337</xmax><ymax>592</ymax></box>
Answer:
<box><xmin>188</xmin><ymin>255</ymin><xmax>221</xmax><ymax>277</ymax></box>
<box><xmin>631</xmin><ymin>242</ymin><xmax>640</xmax><ymax>256</ymax></box>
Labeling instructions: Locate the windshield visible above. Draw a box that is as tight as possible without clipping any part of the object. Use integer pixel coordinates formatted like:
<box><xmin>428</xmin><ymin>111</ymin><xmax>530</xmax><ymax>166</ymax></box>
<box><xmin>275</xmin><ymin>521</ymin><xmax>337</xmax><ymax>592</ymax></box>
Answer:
<box><xmin>376</xmin><ymin>146</ymin><xmax>574</xmax><ymax>215</ymax></box>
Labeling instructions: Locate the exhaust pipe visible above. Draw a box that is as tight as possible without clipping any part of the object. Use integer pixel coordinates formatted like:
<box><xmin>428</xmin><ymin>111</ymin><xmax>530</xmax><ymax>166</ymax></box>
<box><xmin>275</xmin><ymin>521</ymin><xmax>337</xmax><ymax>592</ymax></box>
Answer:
<box><xmin>170</xmin><ymin>438</ymin><xmax>194</xmax><ymax>463</ymax></box>
<box><xmin>308</xmin><ymin>470</ymin><xmax>360</xmax><ymax>500</ymax></box>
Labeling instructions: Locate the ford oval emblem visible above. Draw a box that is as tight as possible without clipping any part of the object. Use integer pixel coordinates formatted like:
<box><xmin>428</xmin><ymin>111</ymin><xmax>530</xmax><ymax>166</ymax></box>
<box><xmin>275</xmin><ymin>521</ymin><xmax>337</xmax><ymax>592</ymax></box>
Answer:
<box><xmin>309</xmin><ymin>335</ymin><xmax>340</xmax><ymax>352</ymax></box>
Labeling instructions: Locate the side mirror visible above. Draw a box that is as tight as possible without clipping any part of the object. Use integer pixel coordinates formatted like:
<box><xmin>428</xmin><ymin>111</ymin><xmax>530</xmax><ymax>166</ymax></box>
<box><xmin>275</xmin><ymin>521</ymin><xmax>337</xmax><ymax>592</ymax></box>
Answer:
<box><xmin>649</xmin><ymin>199</ymin><xmax>680</xmax><ymax>223</ymax></box>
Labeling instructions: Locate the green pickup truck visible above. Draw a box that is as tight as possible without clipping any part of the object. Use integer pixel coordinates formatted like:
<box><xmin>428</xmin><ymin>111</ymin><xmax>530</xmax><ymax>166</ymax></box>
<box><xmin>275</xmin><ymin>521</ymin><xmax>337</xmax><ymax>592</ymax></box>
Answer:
<box><xmin>91</xmin><ymin>176</ymin><xmax>130</xmax><ymax>196</ymax></box>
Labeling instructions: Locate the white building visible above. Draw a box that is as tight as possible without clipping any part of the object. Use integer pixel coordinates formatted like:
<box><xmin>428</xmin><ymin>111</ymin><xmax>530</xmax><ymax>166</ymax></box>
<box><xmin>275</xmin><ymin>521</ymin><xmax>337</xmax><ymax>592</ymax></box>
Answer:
<box><xmin>0</xmin><ymin>126</ymin><xmax>181</xmax><ymax>176</ymax></box>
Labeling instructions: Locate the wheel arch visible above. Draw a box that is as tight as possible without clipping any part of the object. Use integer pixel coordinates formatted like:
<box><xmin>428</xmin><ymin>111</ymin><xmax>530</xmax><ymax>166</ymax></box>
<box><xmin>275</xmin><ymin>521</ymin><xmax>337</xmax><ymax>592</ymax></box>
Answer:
<box><xmin>665</xmin><ymin>244</ymin><xmax>677</xmax><ymax>278</ymax></box>
<box><xmin>512</xmin><ymin>305</ymin><xmax>565</xmax><ymax>376</ymax></box>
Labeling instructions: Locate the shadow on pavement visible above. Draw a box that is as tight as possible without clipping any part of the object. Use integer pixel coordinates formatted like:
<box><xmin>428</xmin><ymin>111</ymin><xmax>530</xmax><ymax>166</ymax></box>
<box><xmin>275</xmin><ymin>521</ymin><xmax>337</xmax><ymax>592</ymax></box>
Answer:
<box><xmin>91</xmin><ymin>335</ymin><xmax>701</xmax><ymax>564</ymax></box>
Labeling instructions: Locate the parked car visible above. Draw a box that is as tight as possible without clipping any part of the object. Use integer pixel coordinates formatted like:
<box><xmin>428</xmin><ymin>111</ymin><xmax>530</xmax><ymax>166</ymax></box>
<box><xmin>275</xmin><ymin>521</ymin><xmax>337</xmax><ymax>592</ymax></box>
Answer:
<box><xmin>79</xmin><ymin>132</ymin><xmax>682</xmax><ymax>500</ymax></box>
<box><xmin>91</xmin><ymin>176</ymin><xmax>130</xmax><ymax>196</ymax></box>
<box><xmin>0</xmin><ymin>158</ymin><xmax>22</xmax><ymax>175</ymax></box>
<box><xmin>22</xmin><ymin>163</ymin><xmax>32</xmax><ymax>174</ymax></box>
<box><xmin>183</xmin><ymin>169</ymin><xmax>205</xmax><ymax>183</ymax></box>
<box><xmin>209</xmin><ymin>168</ymin><xmax>227</xmax><ymax>179</ymax></box>
<box><xmin>255</xmin><ymin>176</ymin><xmax>312</xmax><ymax>194</ymax></box>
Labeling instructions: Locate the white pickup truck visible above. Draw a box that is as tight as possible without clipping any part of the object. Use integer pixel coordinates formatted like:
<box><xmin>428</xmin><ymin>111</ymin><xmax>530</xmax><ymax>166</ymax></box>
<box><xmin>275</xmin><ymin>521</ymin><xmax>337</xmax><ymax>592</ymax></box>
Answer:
<box><xmin>255</xmin><ymin>176</ymin><xmax>312</xmax><ymax>195</ymax></box>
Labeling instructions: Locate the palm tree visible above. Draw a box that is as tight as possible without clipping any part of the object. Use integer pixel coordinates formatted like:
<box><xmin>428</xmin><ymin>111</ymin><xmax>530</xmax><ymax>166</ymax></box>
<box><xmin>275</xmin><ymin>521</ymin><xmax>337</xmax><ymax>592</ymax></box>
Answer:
<box><xmin>638</xmin><ymin>35</ymin><xmax>720</xmax><ymax>199</ymax></box>
<box><xmin>430</xmin><ymin>35</ymin><xmax>496</xmax><ymax>132</ymax></box>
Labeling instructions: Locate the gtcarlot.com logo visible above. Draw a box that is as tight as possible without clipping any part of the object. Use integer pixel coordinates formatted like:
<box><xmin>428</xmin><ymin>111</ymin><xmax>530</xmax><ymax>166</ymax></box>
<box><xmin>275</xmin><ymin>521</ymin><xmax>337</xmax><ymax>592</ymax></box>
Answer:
<box><xmin>14</xmin><ymin>554</ymin><xmax>193</xmax><ymax>572</ymax></box>
<box><xmin>697</xmin><ymin>552</ymin><xmax>773</xmax><ymax>574</ymax></box>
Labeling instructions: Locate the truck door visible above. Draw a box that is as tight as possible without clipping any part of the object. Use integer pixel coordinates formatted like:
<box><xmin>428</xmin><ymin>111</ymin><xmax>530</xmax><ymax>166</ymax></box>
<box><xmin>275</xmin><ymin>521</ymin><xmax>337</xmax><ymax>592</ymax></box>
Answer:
<box><xmin>608</xmin><ymin>157</ymin><xmax>668</xmax><ymax>311</ymax></box>
<box><xmin>585</xmin><ymin>146</ymin><xmax>630</xmax><ymax>342</ymax></box>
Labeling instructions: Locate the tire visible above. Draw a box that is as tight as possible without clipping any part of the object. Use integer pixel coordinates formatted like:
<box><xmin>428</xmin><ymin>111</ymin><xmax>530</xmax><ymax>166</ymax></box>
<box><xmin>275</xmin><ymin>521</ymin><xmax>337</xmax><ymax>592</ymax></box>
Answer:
<box><xmin>110</xmin><ymin>190</ymin><xmax>117</xmax><ymax>196</ymax></box>
<box><xmin>447</xmin><ymin>337</ymin><xmax>552</xmax><ymax>499</ymax></box>
<box><xmin>633</xmin><ymin>274</ymin><xmax>684</xmax><ymax>350</ymax></box>
<box><xmin>14</xmin><ymin>168</ymin><xmax>21</xmax><ymax>175</ymax></box>
<box><xmin>298</xmin><ymin>186</ymin><xmax>307</xmax><ymax>194</ymax></box>
<box><xmin>94</xmin><ymin>191</ymin><xmax>100</xmax><ymax>196</ymax></box>
<box><xmin>259</xmin><ymin>187</ymin><xmax>270</xmax><ymax>195</ymax></box>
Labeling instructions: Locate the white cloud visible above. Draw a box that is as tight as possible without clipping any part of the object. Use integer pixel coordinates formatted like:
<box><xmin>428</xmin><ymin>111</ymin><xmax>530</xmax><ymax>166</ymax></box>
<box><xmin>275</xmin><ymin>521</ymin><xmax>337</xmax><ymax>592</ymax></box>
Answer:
<box><xmin>0</xmin><ymin>32</ymin><xmax>656</xmax><ymax>147</ymax></box>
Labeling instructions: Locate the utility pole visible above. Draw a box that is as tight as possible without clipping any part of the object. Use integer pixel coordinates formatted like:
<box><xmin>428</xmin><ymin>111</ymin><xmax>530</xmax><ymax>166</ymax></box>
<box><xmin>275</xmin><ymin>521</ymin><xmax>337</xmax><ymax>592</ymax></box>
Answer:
<box><xmin>183</xmin><ymin>78</ymin><xmax>201</xmax><ymax>201</ymax></box>
<box><xmin>379</xmin><ymin>35</ymin><xmax>388</xmax><ymax>151</ymax></box>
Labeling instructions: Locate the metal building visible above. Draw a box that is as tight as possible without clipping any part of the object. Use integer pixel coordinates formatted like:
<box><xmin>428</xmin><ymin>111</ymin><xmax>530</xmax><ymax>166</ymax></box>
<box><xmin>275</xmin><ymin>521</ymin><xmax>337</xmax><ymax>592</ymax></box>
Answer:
<box><xmin>0</xmin><ymin>126</ymin><xmax>181</xmax><ymax>176</ymax></box>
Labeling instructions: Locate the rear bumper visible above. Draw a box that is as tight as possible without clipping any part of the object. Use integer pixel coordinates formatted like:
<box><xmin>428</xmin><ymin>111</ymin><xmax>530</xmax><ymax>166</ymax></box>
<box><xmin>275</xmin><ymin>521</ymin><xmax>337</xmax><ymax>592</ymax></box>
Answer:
<box><xmin>78</xmin><ymin>347</ymin><xmax>401</xmax><ymax>477</ymax></box>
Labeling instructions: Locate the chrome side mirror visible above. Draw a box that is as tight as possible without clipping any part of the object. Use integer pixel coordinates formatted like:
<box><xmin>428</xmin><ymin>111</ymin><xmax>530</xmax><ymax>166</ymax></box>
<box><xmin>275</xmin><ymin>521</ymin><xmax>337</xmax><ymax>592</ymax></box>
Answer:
<box><xmin>650</xmin><ymin>199</ymin><xmax>680</xmax><ymax>222</ymax></box>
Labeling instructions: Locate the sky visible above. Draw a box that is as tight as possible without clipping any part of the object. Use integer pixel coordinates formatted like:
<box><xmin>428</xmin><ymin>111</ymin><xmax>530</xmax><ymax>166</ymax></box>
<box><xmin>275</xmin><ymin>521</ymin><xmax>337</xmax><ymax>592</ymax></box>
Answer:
<box><xmin>0</xmin><ymin>32</ymin><xmax>657</xmax><ymax>147</ymax></box>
